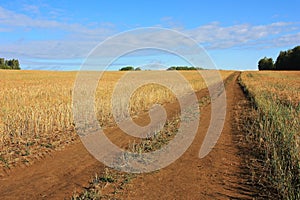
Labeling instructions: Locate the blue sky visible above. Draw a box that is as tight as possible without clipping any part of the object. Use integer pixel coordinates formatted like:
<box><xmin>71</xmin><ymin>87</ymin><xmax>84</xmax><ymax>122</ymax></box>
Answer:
<box><xmin>0</xmin><ymin>0</ymin><xmax>299</xmax><ymax>70</ymax></box>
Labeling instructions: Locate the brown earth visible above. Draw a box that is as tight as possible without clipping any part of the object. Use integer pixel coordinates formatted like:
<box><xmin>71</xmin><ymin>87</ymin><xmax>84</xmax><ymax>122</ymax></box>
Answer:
<box><xmin>120</xmin><ymin>72</ymin><xmax>257</xmax><ymax>199</ymax></box>
<box><xmin>0</xmin><ymin>72</ymin><xmax>257</xmax><ymax>199</ymax></box>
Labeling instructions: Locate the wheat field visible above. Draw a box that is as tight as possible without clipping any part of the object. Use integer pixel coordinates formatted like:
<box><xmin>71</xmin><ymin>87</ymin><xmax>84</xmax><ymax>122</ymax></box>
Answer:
<box><xmin>0</xmin><ymin>70</ymin><xmax>233</xmax><ymax>169</ymax></box>
<box><xmin>240</xmin><ymin>71</ymin><xmax>300</xmax><ymax>199</ymax></box>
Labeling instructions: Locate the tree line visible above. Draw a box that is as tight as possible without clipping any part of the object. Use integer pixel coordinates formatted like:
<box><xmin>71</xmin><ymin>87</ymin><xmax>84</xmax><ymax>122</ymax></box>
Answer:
<box><xmin>119</xmin><ymin>66</ymin><xmax>141</xmax><ymax>71</ymax></box>
<box><xmin>258</xmin><ymin>46</ymin><xmax>300</xmax><ymax>70</ymax></box>
<box><xmin>0</xmin><ymin>58</ymin><xmax>20</xmax><ymax>70</ymax></box>
<box><xmin>119</xmin><ymin>66</ymin><xmax>203</xmax><ymax>71</ymax></box>
<box><xmin>166</xmin><ymin>66</ymin><xmax>203</xmax><ymax>70</ymax></box>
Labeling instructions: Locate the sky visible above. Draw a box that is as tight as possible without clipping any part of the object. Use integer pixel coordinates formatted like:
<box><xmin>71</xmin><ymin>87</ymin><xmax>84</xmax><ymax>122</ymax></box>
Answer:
<box><xmin>0</xmin><ymin>0</ymin><xmax>299</xmax><ymax>70</ymax></box>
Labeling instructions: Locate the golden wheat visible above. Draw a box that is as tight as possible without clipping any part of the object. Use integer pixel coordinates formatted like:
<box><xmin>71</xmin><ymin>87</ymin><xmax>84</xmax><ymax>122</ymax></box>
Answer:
<box><xmin>0</xmin><ymin>70</ymin><xmax>233</xmax><ymax>169</ymax></box>
<box><xmin>240</xmin><ymin>71</ymin><xmax>300</xmax><ymax>199</ymax></box>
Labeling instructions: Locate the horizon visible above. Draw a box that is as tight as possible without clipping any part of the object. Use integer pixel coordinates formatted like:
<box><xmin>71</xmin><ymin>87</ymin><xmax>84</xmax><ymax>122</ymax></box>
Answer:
<box><xmin>0</xmin><ymin>67</ymin><xmax>257</xmax><ymax>72</ymax></box>
<box><xmin>0</xmin><ymin>0</ymin><xmax>299</xmax><ymax>71</ymax></box>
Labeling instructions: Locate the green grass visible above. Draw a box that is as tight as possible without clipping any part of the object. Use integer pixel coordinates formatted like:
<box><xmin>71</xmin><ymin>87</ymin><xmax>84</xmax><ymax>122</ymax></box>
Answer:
<box><xmin>71</xmin><ymin>167</ymin><xmax>136</xmax><ymax>200</ymax></box>
<box><xmin>239</xmin><ymin>72</ymin><xmax>300</xmax><ymax>199</ymax></box>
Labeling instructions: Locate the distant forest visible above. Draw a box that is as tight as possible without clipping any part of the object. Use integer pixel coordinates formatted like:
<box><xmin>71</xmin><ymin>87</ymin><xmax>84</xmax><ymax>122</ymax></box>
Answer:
<box><xmin>0</xmin><ymin>58</ymin><xmax>20</xmax><ymax>70</ymax></box>
<box><xmin>258</xmin><ymin>46</ymin><xmax>300</xmax><ymax>70</ymax></box>
<box><xmin>166</xmin><ymin>66</ymin><xmax>203</xmax><ymax>70</ymax></box>
<box><xmin>119</xmin><ymin>66</ymin><xmax>203</xmax><ymax>71</ymax></box>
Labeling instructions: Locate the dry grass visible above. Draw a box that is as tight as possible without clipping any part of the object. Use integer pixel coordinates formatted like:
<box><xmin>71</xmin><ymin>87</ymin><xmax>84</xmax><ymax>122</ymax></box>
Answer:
<box><xmin>0</xmin><ymin>70</ymin><xmax>75</xmax><ymax>169</ymax></box>
<box><xmin>240</xmin><ymin>71</ymin><xmax>300</xmax><ymax>199</ymax></box>
<box><xmin>241</xmin><ymin>71</ymin><xmax>300</xmax><ymax>107</ymax></box>
<box><xmin>0</xmin><ymin>70</ymin><xmax>233</xmax><ymax>170</ymax></box>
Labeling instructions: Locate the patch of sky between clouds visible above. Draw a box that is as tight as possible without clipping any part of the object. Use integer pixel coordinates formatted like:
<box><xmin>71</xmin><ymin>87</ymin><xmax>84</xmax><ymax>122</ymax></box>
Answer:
<box><xmin>23</xmin><ymin>49</ymin><xmax>201</xmax><ymax>71</ymax></box>
<box><xmin>23</xmin><ymin>58</ymin><xmax>82</xmax><ymax>71</ymax></box>
<box><xmin>209</xmin><ymin>46</ymin><xmax>290</xmax><ymax>71</ymax></box>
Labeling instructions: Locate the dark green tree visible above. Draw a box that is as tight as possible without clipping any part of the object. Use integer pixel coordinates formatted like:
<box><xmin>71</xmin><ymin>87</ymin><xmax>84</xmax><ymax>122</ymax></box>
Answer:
<box><xmin>167</xmin><ymin>66</ymin><xmax>202</xmax><ymax>70</ymax></box>
<box><xmin>167</xmin><ymin>66</ymin><xmax>176</xmax><ymax>70</ymax></box>
<box><xmin>287</xmin><ymin>46</ymin><xmax>300</xmax><ymax>70</ymax></box>
<box><xmin>0</xmin><ymin>58</ymin><xmax>21</xmax><ymax>70</ymax></box>
<box><xmin>0</xmin><ymin>58</ymin><xmax>4</xmax><ymax>66</ymax></box>
<box><xmin>119</xmin><ymin>66</ymin><xmax>134</xmax><ymax>71</ymax></box>
<box><xmin>0</xmin><ymin>58</ymin><xmax>5</xmax><ymax>68</ymax></box>
<box><xmin>275</xmin><ymin>51</ymin><xmax>286</xmax><ymax>70</ymax></box>
<box><xmin>275</xmin><ymin>46</ymin><xmax>300</xmax><ymax>70</ymax></box>
<box><xmin>6</xmin><ymin>59</ymin><xmax>20</xmax><ymax>69</ymax></box>
<box><xmin>258</xmin><ymin>57</ymin><xmax>274</xmax><ymax>70</ymax></box>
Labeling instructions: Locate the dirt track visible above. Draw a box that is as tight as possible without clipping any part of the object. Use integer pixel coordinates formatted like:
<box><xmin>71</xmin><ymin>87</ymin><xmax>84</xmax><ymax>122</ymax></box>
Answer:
<box><xmin>0</xmin><ymin>72</ymin><xmax>256</xmax><ymax>199</ymax></box>
<box><xmin>120</xmin><ymin>72</ymin><xmax>255</xmax><ymax>199</ymax></box>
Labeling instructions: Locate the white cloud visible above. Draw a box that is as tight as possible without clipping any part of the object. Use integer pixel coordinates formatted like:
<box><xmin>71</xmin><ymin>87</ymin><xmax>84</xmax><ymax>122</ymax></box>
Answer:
<box><xmin>0</xmin><ymin>6</ymin><xmax>61</xmax><ymax>28</ymax></box>
<box><xmin>275</xmin><ymin>32</ymin><xmax>300</xmax><ymax>46</ymax></box>
<box><xmin>0</xmin><ymin>6</ymin><xmax>115</xmax><ymax>36</ymax></box>
<box><xmin>0</xmin><ymin>27</ymin><xmax>11</xmax><ymax>32</ymax></box>
<box><xmin>0</xmin><ymin>5</ymin><xmax>300</xmax><ymax>70</ymax></box>
<box><xmin>22</xmin><ymin>4</ymin><xmax>40</xmax><ymax>15</ymax></box>
<box><xmin>0</xmin><ymin>6</ymin><xmax>115</xmax><ymax>60</ymax></box>
<box><xmin>186</xmin><ymin>21</ymin><xmax>299</xmax><ymax>49</ymax></box>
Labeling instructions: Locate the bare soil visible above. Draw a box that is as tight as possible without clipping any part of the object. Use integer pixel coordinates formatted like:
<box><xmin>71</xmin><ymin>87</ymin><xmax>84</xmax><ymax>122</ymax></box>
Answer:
<box><xmin>0</xmin><ymin>72</ymin><xmax>257</xmax><ymax>199</ymax></box>
<box><xmin>118</xmin><ymin>72</ymin><xmax>256</xmax><ymax>199</ymax></box>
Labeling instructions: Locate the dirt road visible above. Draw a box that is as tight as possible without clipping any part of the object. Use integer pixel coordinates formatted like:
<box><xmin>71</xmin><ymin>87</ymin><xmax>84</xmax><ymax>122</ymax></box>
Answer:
<box><xmin>120</xmin><ymin>72</ymin><xmax>256</xmax><ymax>199</ymax></box>
<box><xmin>0</xmin><ymin>72</ymin><xmax>256</xmax><ymax>199</ymax></box>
